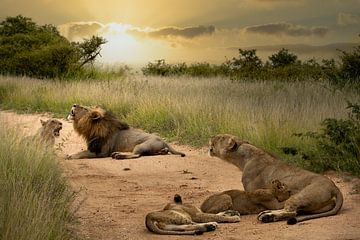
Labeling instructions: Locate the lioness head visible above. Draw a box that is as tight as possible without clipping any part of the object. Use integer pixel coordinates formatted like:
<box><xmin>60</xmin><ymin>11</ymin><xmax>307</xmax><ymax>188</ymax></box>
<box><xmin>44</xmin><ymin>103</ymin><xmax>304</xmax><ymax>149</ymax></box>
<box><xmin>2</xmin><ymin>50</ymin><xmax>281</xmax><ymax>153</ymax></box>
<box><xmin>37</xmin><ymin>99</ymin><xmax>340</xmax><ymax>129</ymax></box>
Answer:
<box><xmin>209</xmin><ymin>134</ymin><xmax>249</xmax><ymax>159</ymax></box>
<box><xmin>40</xmin><ymin>119</ymin><xmax>62</xmax><ymax>137</ymax></box>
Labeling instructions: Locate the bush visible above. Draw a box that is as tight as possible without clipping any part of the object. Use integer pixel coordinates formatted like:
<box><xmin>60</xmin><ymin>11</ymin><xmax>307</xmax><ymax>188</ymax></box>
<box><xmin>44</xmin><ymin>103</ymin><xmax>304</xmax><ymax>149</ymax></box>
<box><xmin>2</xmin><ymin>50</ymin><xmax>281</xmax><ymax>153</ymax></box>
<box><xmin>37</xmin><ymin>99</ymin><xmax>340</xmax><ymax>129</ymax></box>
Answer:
<box><xmin>337</xmin><ymin>45</ymin><xmax>360</xmax><ymax>87</ymax></box>
<box><xmin>268</xmin><ymin>48</ymin><xmax>298</xmax><ymax>68</ymax></box>
<box><xmin>0</xmin><ymin>15</ymin><xmax>106</xmax><ymax>79</ymax></box>
<box><xmin>141</xmin><ymin>59</ymin><xmax>229</xmax><ymax>77</ymax></box>
<box><xmin>293</xmin><ymin>102</ymin><xmax>360</xmax><ymax>176</ymax></box>
<box><xmin>229</xmin><ymin>48</ymin><xmax>263</xmax><ymax>71</ymax></box>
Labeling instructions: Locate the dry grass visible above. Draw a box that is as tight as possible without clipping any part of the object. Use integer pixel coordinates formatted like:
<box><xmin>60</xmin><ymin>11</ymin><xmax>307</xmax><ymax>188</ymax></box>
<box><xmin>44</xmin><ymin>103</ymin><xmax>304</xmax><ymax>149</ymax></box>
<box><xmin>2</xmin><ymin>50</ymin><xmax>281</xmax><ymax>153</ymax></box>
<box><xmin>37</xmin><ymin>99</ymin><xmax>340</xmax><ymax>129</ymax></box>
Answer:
<box><xmin>0</xmin><ymin>75</ymin><xmax>359</xmax><ymax>151</ymax></box>
<box><xmin>0</xmin><ymin>126</ymin><xmax>76</xmax><ymax>240</ymax></box>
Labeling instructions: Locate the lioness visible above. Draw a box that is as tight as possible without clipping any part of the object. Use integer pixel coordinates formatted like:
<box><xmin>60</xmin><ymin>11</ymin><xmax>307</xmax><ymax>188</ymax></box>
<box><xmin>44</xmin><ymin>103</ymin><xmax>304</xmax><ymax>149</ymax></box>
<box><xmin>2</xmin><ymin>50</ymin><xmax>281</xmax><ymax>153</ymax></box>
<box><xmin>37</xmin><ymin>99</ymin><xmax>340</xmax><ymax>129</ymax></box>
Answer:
<box><xmin>66</xmin><ymin>104</ymin><xmax>185</xmax><ymax>159</ymax></box>
<box><xmin>208</xmin><ymin>134</ymin><xmax>343</xmax><ymax>224</ymax></box>
<box><xmin>36</xmin><ymin>119</ymin><xmax>63</xmax><ymax>145</ymax></box>
<box><xmin>201</xmin><ymin>179</ymin><xmax>291</xmax><ymax>215</ymax></box>
<box><xmin>146</xmin><ymin>194</ymin><xmax>240</xmax><ymax>235</ymax></box>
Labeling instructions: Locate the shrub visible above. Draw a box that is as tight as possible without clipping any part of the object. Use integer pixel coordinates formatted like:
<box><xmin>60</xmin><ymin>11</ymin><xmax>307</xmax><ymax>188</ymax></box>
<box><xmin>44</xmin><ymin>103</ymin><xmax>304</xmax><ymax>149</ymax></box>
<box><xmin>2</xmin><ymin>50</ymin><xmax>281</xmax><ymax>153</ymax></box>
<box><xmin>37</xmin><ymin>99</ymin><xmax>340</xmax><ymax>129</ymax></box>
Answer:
<box><xmin>0</xmin><ymin>15</ymin><xmax>107</xmax><ymax>79</ymax></box>
<box><xmin>229</xmin><ymin>48</ymin><xmax>263</xmax><ymax>71</ymax></box>
<box><xmin>337</xmin><ymin>45</ymin><xmax>360</xmax><ymax>87</ymax></box>
<box><xmin>268</xmin><ymin>48</ymin><xmax>298</xmax><ymax>67</ymax></box>
<box><xmin>293</xmin><ymin>102</ymin><xmax>360</xmax><ymax>176</ymax></box>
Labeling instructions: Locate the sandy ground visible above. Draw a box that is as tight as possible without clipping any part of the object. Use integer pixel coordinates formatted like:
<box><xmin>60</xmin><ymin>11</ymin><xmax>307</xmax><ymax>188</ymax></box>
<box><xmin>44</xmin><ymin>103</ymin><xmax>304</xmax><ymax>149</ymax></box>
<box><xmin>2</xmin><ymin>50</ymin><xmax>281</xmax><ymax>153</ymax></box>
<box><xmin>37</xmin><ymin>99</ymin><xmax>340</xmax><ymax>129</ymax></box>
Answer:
<box><xmin>1</xmin><ymin>110</ymin><xmax>360</xmax><ymax>240</ymax></box>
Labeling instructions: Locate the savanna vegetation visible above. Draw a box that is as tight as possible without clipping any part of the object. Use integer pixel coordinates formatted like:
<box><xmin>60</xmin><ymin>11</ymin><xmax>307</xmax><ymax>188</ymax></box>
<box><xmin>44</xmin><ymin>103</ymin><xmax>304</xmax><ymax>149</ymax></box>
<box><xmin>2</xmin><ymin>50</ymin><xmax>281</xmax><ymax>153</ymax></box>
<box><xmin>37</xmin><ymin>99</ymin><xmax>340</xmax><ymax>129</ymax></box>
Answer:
<box><xmin>0</xmin><ymin>74</ymin><xmax>359</xmax><ymax>176</ymax></box>
<box><xmin>0</xmin><ymin>15</ymin><xmax>359</xmax><ymax>239</ymax></box>
<box><xmin>0</xmin><ymin>15</ymin><xmax>128</xmax><ymax>80</ymax></box>
<box><xmin>0</xmin><ymin>126</ymin><xmax>77</xmax><ymax>240</ymax></box>
<box><xmin>142</xmin><ymin>45</ymin><xmax>360</xmax><ymax>90</ymax></box>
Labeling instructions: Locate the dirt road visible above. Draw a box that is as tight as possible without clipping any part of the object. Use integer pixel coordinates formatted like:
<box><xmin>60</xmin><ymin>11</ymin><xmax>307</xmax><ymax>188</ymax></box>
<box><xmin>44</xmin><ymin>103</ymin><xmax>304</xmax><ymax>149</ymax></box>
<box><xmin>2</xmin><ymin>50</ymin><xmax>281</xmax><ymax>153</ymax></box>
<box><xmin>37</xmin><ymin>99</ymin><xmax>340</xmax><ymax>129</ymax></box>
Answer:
<box><xmin>1</xmin><ymin>111</ymin><xmax>359</xmax><ymax>240</ymax></box>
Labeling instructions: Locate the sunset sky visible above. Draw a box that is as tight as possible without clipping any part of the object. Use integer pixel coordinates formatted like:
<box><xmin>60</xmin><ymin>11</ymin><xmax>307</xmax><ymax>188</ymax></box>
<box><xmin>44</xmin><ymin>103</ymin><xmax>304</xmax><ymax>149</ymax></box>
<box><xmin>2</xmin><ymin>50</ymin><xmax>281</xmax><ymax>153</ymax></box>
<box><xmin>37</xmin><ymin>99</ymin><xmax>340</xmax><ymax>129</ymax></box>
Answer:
<box><xmin>1</xmin><ymin>0</ymin><xmax>360</xmax><ymax>64</ymax></box>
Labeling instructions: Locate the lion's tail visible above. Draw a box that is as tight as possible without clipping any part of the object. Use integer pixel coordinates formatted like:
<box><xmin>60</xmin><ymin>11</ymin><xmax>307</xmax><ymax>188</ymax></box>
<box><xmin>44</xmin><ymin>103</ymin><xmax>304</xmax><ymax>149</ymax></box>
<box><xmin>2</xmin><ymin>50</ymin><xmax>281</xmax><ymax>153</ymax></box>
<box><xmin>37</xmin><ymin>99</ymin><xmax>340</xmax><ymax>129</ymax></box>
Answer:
<box><xmin>166</xmin><ymin>144</ymin><xmax>186</xmax><ymax>157</ymax></box>
<box><xmin>287</xmin><ymin>189</ymin><xmax>343</xmax><ymax>225</ymax></box>
<box><xmin>145</xmin><ymin>215</ymin><xmax>203</xmax><ymax>235</ymax></box>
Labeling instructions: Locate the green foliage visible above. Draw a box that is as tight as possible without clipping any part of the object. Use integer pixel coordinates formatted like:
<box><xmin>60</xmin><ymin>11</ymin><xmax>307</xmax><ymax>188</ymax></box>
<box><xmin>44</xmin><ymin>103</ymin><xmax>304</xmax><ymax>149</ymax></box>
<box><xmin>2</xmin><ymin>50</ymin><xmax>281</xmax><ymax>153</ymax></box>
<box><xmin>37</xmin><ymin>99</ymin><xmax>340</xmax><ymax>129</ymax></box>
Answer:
<box><xmin>293</xmin><ymin>103</ymin><xmax>360</xmax><ymax>176</ymax></box>
<box><xmin>142</xmin><ymin>49</ymin><xmax>333</xmax><ymax>82</ymax></box>
<box><xmin>1</xmin><ymin>75</ymin><xmax>359</xmax><ymax>175</ymax></box>
<box><xmin>141</xmin><ymin>59</ymin><xmax>229</xmax><ymax>77</ymax></box>
<box><xmin>0</xmin><ymin>127</ymin><xmax>77</xmax><ymax>239</ymax></box>
<box><xmin>335</xmin><ymin>45</ymin><xmax>360</xmax><ymax>87</ymax></box>
<box><xmin>0</xmin><ymin>15</ymin><xmax>107</xmax><ymax>79</ymax></box>
<box><xmin>141</xmin><ymin>42</ymin><xmax>360</xmax><ymax>89</ymax></box>
<box><xmin>269</xmin><ymin>48</ymin><xmax>298</xmax><ymax>67</ymax></box>
<box><xmin>229</xmin><ymin>48</ymin><xmax>263</xmax><ymax>70</ymax></box>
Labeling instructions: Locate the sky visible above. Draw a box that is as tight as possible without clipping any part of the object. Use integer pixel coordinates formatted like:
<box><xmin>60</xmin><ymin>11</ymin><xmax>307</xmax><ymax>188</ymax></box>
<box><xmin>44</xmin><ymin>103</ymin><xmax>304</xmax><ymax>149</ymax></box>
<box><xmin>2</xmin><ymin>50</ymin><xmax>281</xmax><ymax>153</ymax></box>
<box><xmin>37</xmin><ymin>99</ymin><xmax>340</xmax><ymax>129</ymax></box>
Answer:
<box><xmin>1</xmin><ymin>0</ymin><xmax>360</xmax><ymax>64</ymax></box>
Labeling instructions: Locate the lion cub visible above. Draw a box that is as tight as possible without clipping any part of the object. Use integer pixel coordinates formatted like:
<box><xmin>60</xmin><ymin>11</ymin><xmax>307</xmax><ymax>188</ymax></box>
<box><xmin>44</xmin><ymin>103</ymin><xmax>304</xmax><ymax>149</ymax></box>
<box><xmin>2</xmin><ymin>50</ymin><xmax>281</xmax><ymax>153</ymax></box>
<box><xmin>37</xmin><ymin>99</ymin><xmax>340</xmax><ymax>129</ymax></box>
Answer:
<box><xmin>201</xmin><ymin>180</ymin><xmax>291</xmax><ymax>215</ymax></box>
<box><xmin>146</xmin><ymin>194</ymin><xmax>240</xmax><ymax>235</ymax></box>
<box><xmin>35</xmin><ymin>119</ymin><xmax>63</xmax><ymax>146</ymax></box>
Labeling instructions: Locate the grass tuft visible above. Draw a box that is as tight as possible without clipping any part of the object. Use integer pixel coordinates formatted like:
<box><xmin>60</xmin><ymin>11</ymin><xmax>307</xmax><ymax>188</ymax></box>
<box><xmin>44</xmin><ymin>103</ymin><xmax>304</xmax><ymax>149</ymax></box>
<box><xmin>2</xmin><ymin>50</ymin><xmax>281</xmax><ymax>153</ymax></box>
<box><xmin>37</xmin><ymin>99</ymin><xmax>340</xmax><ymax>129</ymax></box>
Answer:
<box><xmin>0</xmin><ymin>126</ymin><xmax>77</xmax><ymax>240</ymax></box>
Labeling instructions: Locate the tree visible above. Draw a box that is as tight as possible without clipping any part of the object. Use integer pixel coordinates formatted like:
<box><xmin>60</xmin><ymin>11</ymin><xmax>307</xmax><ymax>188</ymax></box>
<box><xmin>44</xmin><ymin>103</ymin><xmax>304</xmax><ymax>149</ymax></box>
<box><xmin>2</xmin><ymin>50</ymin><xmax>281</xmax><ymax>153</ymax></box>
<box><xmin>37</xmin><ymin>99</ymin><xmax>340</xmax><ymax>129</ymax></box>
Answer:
<box><xmin>230</xmin><ymin>49</ymin><xmax>262</xmax><ymax>70</ymax></box>
<box><xmin>339</xmin><ymin>45</ymin><xmax>360</xmax><ymax>81</ymax></box>
<box><xmin>0</xmin><ymin>15</ymin><xmax>107</xmax><ymax>79</ymax></box>
<box><xmin>269</xmin><ymin>48</ymin><xmax>297</xmax><ymax>68</ymax></box>
<box><xmin>76</xmin><ymin>36</ymin><xmax>107</xmax><ymax>68</ymax></box>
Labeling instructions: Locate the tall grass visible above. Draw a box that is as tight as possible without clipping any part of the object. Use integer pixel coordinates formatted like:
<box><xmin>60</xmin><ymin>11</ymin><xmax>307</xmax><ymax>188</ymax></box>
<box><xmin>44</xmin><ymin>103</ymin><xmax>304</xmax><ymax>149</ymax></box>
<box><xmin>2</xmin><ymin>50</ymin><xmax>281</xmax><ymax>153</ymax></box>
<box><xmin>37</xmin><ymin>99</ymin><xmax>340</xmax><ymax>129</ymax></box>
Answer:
<box><xmin>0</xmin><ymin>126</ymin><xmax>76</xmax><ymax>240</ymax></box>
<box><xmin>0</xmin><ymin>75</ymin><xmax>359</xmax><ymax>172</ymax></box>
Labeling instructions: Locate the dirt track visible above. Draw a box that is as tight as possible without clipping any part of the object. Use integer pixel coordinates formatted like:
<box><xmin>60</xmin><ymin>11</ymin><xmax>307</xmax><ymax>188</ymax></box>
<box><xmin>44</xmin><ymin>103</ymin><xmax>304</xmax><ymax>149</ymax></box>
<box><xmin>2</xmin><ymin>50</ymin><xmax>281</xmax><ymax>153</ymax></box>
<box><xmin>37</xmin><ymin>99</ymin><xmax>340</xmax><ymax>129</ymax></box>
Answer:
<box><xmin>1</xmin><ymin>111</ymin><xmax>360</xmax><ymax>240</ymax></box>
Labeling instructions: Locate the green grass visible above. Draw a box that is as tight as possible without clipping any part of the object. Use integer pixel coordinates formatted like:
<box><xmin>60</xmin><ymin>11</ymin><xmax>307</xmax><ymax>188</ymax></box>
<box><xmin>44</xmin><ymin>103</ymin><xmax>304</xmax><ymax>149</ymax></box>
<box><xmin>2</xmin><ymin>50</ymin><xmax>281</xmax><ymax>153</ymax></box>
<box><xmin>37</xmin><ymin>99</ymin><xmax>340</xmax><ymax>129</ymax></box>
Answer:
<box><xmin>0</xmin><ymin>125</ymin><xmax>77</xmax><ymax>240</ymax></box>
<box><xmin>0</xmin><ymin>75</ymin><xmax>359</xmax><ymax>173</ymax></box>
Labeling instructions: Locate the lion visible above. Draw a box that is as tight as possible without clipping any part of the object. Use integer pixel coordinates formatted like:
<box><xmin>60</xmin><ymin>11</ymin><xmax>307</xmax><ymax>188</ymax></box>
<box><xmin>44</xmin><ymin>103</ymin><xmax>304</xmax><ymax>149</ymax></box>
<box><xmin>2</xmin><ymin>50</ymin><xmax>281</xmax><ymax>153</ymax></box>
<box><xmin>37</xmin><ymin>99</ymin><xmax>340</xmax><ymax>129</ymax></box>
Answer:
<box><xmin>34</xmin><ymin>119</ymin><xmax>63</xmax><ymax>145</ymax></box>
<box><xmin>145</xmin><ymin>194</ymin><xmax>240</xmax><ymax>235</ymax></box>
<box><xmin>208</xmin><ymin>134</ymin><xmax>343</xmax><ymax>224</ymax></box>
<box><xmin>201</xmin><ymin>179</ymin><xmax>291</xmax><ymax>215</ymax></box>
<box><xmin>66</xmin><ymin>104</ymin><xmax>185</xmax><ymax>159</ymax></box>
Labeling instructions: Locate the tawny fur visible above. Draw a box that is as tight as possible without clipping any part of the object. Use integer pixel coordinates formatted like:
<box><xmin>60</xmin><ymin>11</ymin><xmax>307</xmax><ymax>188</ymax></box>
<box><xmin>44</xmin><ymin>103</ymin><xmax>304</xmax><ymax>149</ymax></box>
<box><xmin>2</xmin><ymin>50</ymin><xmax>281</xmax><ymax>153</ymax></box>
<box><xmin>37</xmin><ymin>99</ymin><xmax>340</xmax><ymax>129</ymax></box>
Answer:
<box><xmin>201</xmin><ymin>179</ymin><xmax>291</xmax><ymax>215</ymax></box>
<box><xmin>67</xmin><ymin>104</ymin><xmax>185</xmax><ymax>159</ymax></box>
<box><xmin>145</xmin><ymin>194</ymin><xmax>240</xmax><ymax>235</ymax></box>
<box><xmin>36</xmin><ymin>119</ymin><xmax>62</xmax><ymax>146</ymax></box>
<box><xmin>208</xmin><ymin>134</ymin><xmax>343</xmax><ymax>224</ymax></box>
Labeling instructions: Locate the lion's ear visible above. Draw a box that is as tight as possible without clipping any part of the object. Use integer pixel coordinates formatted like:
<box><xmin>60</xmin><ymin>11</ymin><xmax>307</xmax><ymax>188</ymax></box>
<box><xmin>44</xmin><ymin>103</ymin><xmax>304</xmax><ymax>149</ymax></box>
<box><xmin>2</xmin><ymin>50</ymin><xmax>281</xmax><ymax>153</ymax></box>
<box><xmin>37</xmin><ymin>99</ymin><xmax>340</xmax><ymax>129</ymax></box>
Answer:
<box><xmin>90</xmin><ymin>111</ymin><xmax>103</xmax><ymax>121</ymax></box>
<box><xmin>227</xmin><ymin>137</ymin><xmax>238</xmax><ymax>151</ymax></box>
<box><xmin>40</xmin><ymin>119</ymin><xmax>46</xmax><ymax>126</ymax></box>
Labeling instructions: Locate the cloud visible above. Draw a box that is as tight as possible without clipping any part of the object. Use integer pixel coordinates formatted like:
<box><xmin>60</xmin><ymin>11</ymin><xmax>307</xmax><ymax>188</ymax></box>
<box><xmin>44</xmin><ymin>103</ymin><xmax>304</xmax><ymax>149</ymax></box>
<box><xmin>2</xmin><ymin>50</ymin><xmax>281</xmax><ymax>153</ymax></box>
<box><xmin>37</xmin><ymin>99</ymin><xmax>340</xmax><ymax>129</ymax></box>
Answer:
<box><xmin>128</xmin><ymin>25</ymin><xmax>216</xmax><ymax>39</ymax></box>
<box><xmin>245</xmin><ymin>22</ymin><xmax>329</xmax><ymax>37</ymax></box>
<box><xmin>57</xmin><ymin>22</ymin><xmax>104</xmax><ymax>41</ymax></box>
<box><xmin>337</xmin><ymin>12</ymin><xmax>360</xmax><ymax>26</ymax></box>
<box><xmin>57</xmin><ymin>21</ymin><xmax>215</xmax><ymax>43</ymax></box>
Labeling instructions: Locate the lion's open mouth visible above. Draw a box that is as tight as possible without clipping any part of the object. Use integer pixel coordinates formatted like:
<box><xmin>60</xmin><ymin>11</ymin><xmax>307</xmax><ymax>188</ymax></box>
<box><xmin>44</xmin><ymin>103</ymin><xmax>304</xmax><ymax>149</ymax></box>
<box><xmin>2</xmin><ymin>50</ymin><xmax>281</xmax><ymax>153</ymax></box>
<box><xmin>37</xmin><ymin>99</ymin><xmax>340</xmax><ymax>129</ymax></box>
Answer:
<box><xmin>53</xmin><ymin>126</ymin><xmax>62</xmax><ymax>137</ymax></box>
<box><xmin>67</xmin><ymin>109</ymin><xmax>75</xmax><ymax>121</ymax></box>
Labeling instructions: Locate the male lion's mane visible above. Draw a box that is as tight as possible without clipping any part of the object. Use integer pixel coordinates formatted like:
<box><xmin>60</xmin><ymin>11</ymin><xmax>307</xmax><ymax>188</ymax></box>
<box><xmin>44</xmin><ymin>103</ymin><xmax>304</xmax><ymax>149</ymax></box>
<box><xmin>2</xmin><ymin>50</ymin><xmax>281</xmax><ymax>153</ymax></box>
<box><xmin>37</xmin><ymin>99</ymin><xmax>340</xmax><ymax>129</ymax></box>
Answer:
<box><xmin>73</xmin><ymin>107</ymin><xmax>129</xmax><ymax>150</ymax></box>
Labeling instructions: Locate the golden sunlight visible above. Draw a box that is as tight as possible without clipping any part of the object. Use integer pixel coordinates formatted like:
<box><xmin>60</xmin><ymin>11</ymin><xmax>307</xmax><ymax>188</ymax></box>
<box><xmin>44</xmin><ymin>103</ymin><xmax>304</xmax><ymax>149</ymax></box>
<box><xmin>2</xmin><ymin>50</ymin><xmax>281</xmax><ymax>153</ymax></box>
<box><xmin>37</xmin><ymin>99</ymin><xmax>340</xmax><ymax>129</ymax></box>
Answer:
<box><xmin>99</xmin><ymin>23</ymin><xmax>173</xmax><ymax>64</ymax></box>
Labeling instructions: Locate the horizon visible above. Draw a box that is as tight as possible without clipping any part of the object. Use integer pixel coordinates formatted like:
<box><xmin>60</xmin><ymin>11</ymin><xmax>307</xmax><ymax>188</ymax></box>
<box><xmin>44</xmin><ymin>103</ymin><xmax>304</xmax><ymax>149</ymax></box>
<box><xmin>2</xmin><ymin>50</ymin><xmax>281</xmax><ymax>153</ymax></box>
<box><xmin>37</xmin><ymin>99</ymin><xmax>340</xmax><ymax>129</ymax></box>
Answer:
<box><xmin>1</xmin><ymin>0</ymin><xmax>360</xmax><ymax>64</ymax></box>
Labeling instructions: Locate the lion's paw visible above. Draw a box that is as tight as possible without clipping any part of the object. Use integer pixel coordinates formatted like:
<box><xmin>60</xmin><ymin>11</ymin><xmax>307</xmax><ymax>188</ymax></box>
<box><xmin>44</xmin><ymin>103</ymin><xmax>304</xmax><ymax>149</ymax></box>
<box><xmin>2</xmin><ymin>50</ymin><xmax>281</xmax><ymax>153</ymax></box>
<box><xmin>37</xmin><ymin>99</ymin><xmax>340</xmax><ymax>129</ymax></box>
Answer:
<box><xmin>111</xmin><ymin>152</ymin><xmax>126</xmax><ymax>159</ymax></box>
<box><xmin>257</xmin><ymin>211</ymin><xmax>276</xmax><ymax>223</ymax></box>
<box><xmin>221</xmin><ymin>210</ymin><xmax>241</xmax><ymax>217</ymax></box>
<box><xmin>205</xmin><ymin>222</ymin><xmax>218</xmax><ymax>231</ymax></box>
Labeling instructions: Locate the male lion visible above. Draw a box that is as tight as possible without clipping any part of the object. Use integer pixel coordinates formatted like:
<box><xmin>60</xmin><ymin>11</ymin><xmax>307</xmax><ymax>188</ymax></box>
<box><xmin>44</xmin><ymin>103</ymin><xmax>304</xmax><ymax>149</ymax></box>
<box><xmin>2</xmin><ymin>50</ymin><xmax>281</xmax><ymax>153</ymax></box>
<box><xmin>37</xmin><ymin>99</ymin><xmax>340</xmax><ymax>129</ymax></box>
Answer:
<box><xmin>201</xmin><ymin>179</ymin><xmax>291</xmax><ymax>215</ymax></box>
<box><xmin>145</xmin><ymin>194</ymin><xmax>240</xmax><ymax>235</ymax></box>
<box><xmin>66</xmin><ymin>104</ymin><xmax>185</xmax><ymax>159</ymax></box>
<box><xmin>208</xmin><ymin>134</ymin><xmax>343</xmax><ymax>224</ymax></box>
<box><xmin>36</xmin><ymin>119</ymin><xmax>63</xmax><ymax>145</ymax></box>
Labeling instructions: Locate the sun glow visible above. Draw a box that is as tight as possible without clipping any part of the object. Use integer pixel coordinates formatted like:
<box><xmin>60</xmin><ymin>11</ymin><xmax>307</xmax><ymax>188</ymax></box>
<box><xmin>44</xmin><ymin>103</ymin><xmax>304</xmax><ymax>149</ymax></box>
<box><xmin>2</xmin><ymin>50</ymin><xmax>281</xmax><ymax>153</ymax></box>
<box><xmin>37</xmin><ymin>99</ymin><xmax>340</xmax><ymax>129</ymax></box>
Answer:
<box><xmin>99</xmin><ymin>23</ymin><xmax>142</xmax><ymax>63</ymax></box>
